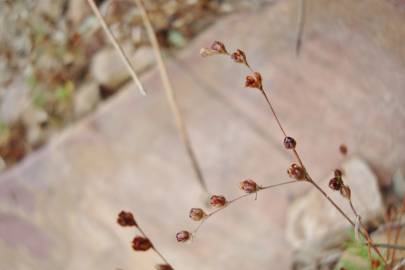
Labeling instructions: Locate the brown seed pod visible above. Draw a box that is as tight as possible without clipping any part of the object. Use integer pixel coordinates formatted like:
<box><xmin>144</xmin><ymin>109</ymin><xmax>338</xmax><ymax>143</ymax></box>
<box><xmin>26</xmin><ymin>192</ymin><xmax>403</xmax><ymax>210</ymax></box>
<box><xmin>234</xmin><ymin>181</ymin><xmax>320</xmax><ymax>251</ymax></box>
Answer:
<box><xmin>210</xmin><ymin>195</ymin><xmax>227</xmax><ymax>207</ymax></box>
<box><xmin>189</xmin><ymin>208</ymin><xmax>206</xmax><ymax>221</ymax></box>
<box><xmin>231</xmin><ymin>49</ymin><xmax>247</xmax><ymax>65</ymax></box>
<box><xmin>117</xmin><ymin>211</ymin><xmax>137</xmax><ymax>227</ymax></box>
<box><xmin>334</xmin><ymin>169</ymin><xmax>343</xmax><ymax>178</ymax></box>
<box><xmin>340</xmin><ymin>185</ymin><xmax>351</xmax><ymax>200</ymax></box>
<box><xmin>240</xmin><ymin>179</ymin><xmax>260</xmax><ymax>193</ymax></box>
<box><xmin>176</xmin><ymin>230</ymin><xmax>191</xmax><ymax>242</ymax></box>
<box><xmin>287</xmin><ymin>163</ymin><xmax>305</xmax><ymax>180</ymax></box>
<box><xmin>283</xmin><ymin>136</ymin><xmax>297</xmax><ymax>149</ymax></box>
<box><xmin>245</xmin><ymin>72</ymin><xmax>263</xmax><ymax>90</ymax></box>
<box><xmin>210</xmin><ymin>41</ymin><xmax>228</xmax><ymax>54</ymax></box>
<box><xmin>328</xmin><ymin>177</ymin><xmax>343</xmax><ymax>190</ymax></box>
<box><xmin>155</xmin><ymin>264</ymin><xmax>174</xmax><ymax>270</ymax></box>
<box><xmin>132</xmin><ymin>236</ymin><xmax>152</xmax><ymax>251</ymax></box>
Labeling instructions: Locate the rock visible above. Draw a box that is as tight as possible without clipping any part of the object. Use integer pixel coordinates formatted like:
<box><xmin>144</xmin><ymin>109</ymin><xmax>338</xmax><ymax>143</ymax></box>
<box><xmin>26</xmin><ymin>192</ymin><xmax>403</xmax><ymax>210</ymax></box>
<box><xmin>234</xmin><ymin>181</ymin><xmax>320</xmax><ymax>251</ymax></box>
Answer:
<box><xmin>21</xmin><ymin>106</ymin><xmax>48</xmax><ymax>146</ymax></box>
<box><xmin>36</xmin><ymin>0</ymin><xmax>65</xmax><ymax>20</ymax></box>
<box><xmin>90</xmin><ymin>47</ymin><xmax>155</xmax><ymax>89</ymax></box>
<box><xmin>67</xmin><ymin>0</ymin><xmax>92</xmax><ymax>26</ymax></box>
<box><xmin>73</xmin><ymin>82</ymin><xmax>101</xmax><ymax>117</ymax></box>
<box><xmin>0</xmin><ymin>80</ymin><xmax>31</xmax><ymax>125</ymax></box>
<box><xmin>392</xmin><ymin>168</ymin><xmax>405</xmax><ymax>200</ymax></box>
<box><xmin>286</xmin><ymin>157</ymin><xmax>383</xmax><ymax>250</ymax></box>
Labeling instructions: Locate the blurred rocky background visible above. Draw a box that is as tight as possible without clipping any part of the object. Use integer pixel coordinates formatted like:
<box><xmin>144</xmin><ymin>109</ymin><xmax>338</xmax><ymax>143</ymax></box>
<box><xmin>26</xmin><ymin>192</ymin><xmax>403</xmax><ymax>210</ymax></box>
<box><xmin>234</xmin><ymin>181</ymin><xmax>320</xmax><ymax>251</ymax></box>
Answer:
<box><xmin>0</xmin><ymin>0</ymin><xmax>404</xmax><ymax>270</ymax></box>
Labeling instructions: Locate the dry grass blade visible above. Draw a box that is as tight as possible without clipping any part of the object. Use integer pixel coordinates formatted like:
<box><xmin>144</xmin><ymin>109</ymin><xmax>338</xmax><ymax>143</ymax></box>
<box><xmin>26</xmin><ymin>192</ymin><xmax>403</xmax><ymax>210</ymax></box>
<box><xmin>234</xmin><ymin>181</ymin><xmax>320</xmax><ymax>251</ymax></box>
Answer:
<box><xmin>133</xmin><ymin>0</ymin><xmax>208</xmax><ymax>194</ymax></box>
<box><xmin>296</xmin><ymin>0</ymin><xmax>306</xmax><ymax>55</ymax></box>
<box><xmin>86</xmin><ymin>0</ymin><xmax>146</xmax><ymax>95</ymax></box>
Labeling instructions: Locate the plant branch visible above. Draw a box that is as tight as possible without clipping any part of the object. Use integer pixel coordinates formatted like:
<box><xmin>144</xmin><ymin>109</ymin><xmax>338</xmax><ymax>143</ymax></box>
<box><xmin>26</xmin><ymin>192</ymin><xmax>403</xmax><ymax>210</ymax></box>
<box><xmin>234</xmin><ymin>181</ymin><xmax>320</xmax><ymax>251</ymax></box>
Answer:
<box><xmin>136</xmin><ymin>221</ymin><xmax>172</xmax><ymax>267</ymax></box>
<box><xmin>193</xmin><ymin>180</ymin><xmax>299</xmax><ymax>235</ymax></box>
<box><xmin>133</xmin><ymin>0</ymin><xmax>209</xmax><ymax>194</ymax></box>
<box><xmin>86</xmin><ymin>0</ymin><xmax>146</xmax><ymax>95</ymax></box>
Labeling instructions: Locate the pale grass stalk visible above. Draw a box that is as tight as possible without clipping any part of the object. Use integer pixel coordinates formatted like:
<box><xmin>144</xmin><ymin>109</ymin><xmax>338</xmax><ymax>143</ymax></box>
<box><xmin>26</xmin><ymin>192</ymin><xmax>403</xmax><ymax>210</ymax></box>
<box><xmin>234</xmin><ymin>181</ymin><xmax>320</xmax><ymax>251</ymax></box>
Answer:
<box><xmin>133</xmin><ymin>0</ymin><xmax>208</xmax><ymax>194</ymax></box>
<box><xmin>87</xmin><ymin>0</ymin><xmax>146</xmax><ymax>95</ymax></box>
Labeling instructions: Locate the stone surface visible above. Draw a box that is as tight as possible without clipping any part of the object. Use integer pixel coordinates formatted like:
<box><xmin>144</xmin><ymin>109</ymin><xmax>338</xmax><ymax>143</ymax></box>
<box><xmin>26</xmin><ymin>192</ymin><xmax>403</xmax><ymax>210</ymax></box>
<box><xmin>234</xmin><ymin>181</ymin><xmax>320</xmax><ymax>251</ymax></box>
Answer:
<box><xmin>91</xmin><ymin>47</ymin><xmax>155</xmax><ymax>89</ymax></box>
<box><xmin>73</xmin><ymin>82</ymin><xmax>101</xmax><ymax>118</ymax></box>
<box><xmin>0</xmin><ymin>79</ymin><xmax>30</xmax><ymax>125</ymax></box>
<box><xmin>286</xmin><ymin>157</ymin><xmax>383</xmax><ymax>249</ymax></box>
<box><xmin>1</xmin><ymin>0</ymin><xmax>405</xmax><ymax>270</ymax></box>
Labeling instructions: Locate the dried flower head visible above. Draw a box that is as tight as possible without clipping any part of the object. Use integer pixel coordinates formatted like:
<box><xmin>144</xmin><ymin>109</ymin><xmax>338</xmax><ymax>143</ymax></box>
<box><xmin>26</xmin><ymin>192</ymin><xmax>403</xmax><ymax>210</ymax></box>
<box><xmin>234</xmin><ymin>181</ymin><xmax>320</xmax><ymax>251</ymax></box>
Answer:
<box><xmin>211</xmin><ymin>41</ymin><xmax>228</xmax><ymax>54</ymax></box>
<box><xmin>210</xmin><ymin>195</ymin><xmax>227</xmax><ymax>207</ymax></box>
<box><xmin>339</xmin><ymin>144</ymin><xmax>348</xmax><ymax>155</ymax></box>
<box><xmin>200</xmin><ymin>41</ymin><xmax>228</xmax><ymax>57</ymax></box>
<box><xmin>287</xmin><ymin>163</ymin><xmax>305</xmax><ymax>180</ymax></box>
<box><xmin>340</xmin><ymin>185</ymin><xmax>351</xmax><ymax>200</ymax></box>
<box><xmin>132</xmin><ymin>236</ymin><xmax>152</xmax><ymax>251</ymax></box>
<box><xmin>283</xmin><ymin>136</ymin><xmax>297</xmax><ymax>149</ymax></box>
<box><xmin>240</xmin><ymin>179</ymin><xmax>260</xmax><ymax>193</ymax></box>
<box><xmin>189</xmin><ymin>208</ymin><xmax>206</xmax><ymax>221</ymax></box>
<box><xmin>328</xmin><ymin>177</ymin><xmax>343</xmax><ymax>191</ymax></box>
<box><xmin>231</xmin><ymin>49</ymin><xmax>247</xmax><ymax>65</ymax></box>
<box><xmin>117</xmin><ymin>211</ymin><xmax>137</xmax><ymax>227</ymax></box>
<box><xmin>176</xmin><ymin>230</ymin><xmax>191</xmax><ymax>242</ymax></box>
<box><xmin>245</xmin><ymin>72</ymin><xmax>263</xmax><ymax>90</ymax></box>
<box><xmin>155</xmin><ymin>264</ymin><xmax>174</xmax><ymax>270</ymax></box>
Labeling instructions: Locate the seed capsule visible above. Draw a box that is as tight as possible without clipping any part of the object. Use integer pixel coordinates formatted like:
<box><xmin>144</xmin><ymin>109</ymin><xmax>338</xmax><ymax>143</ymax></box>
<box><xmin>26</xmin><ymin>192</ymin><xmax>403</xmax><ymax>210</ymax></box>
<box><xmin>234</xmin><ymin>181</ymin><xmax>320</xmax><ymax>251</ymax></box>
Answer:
<box><xmin>245</xmin><ymin>72</ymin><xmax>263</xmax><ymax>90</ymax></box>
<box><xmin>210</xmin><ymin>41</ymin><xmax>228</xmax><ymax>54</ymax></box>
<box><xmin>155</xmin><ymin>264</ymin><xmax>173</xmax><ymax>270</ymax></box>
<box><xmin>283</xmin><ymin>137</ymin><xmax>297</xmax><ymax>149</ymax></box>
<box><xmin>231</xmin><ymin>49</ymin><xmax>247</xmax><ymax>65</ymax></box>
<box><xmin>176</xmin><ymin>230</ymin><xmax>191</xmax><ymax>242</ymax></box>
<box><xmin>334</xmin><ymin>169</ymin><xmax>343</xmax><ymax>178</ymax></box>
<box><xmin>132</xmin><ymin>236</ymin><xmax>152</xmax><ymax>251</ymax></box>
<box><xmin>287</xmin><ymin>163</ymin><xmax>305</xmax><ymax>180</ymax></box>
<box><xmin>328</xmin><ymin>177</ymin><xmax>343</xmax><ymax>191</ymax></box>
<box><xmin>117</xmin><ymin>211</ymin><xmax>137</xmax><ymax>227</ymax></box>
<box><xmin>189</xmin><ymin>208</ymin><xmax>206</xmax><ymax>221</ymax></box>
<box><xmin>340</xmin><ymin>185</ymin><xmax>351</xmax><ymax>199</ymax></box>
<box><xmin>240</xmin><ymin>179</ymin><xmax>260</xmax><ymax>193</ymax></box>
<box><xmin>210</xmin><ymin>195</ymin><xmax>227</xmax><ymax>207</ymax></box>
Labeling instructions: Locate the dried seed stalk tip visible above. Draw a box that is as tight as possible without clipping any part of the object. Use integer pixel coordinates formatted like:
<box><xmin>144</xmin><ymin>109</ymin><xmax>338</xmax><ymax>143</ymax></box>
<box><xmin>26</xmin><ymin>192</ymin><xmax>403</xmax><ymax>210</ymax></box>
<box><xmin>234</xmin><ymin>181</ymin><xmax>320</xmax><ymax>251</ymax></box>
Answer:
<box><xmin>287</xmin><ymin>163</ymin><xmax>305</xmax><ymax>180</ymax></box>
<box><xmin>132</xmin><ymin>236</ymin><xmax>153</xmax><ymax>251</ymax></box>
<box><xmin>240</xmin><ymin>179</ymin><xmax>260</xmax><ymax>193</ymax></box>
<box><xmin>189</xmin><ymin>208</ymin><xmax>206</xmax><ymax>221</ymax></box>
<box><xmin>245</xmin><ymin>72</ymin><xmax>263</xmax><ymax>90</ymax></box>
<box><xmin>176</xmin><ymin>230</ymin><xmax>191</xmax><ymax>242</ymax></box>
<box><xmin>155</xmin><ymin>264</ymin><xmax>174</xmax><ymax>270</ymax></box>
<box><xmin>200</xmin><ymin>41</ymin><xmax>228</xmax><ymax>57</ymax></box>
<box><xmin>339</xmin><ymin>144</ymin><xmax>348</xmax><ymax>155</ymax></box>
<box><xmin>117</xmin><ymin>211</ymin><xmax>137</xmax><ymax>227</ymax></box>
<box><xmin>283</xmin><ymin>136</ymin><xmax>297</xmax><ymax>149</ymax></box>
<box><xmin>210</xmin><ymin>195</ymin><xmax>227</xmax><ymax>207</ymax></box>
<box><xmin>231</xmin><ymin>49</ymin><xmax>247</xmax><ymax>65</ymax></box>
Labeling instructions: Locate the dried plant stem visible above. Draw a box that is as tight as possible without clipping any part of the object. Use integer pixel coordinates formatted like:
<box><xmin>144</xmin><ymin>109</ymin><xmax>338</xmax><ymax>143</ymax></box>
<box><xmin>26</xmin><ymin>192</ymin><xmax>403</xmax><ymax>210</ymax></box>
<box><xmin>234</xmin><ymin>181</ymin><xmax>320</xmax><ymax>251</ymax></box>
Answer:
<box><xmin>391</xmin><ymin>196</ymin><xmax>405</xmax><ymax>266</ymax></box>
<box><xmin>373</xmin><ymin>243</ymin><xmax>405</xmax><ymax>251</ymax></box>
<box><xmin>296</xmin><ymin>0</ymin><xmax>306</xmax><ymax>55</ymax></box>
<box><xmin>86</xmin><ymin>0</ymin><xmax>146</xmax><ymax>95</ymax></box>
<box><xmin>134</xmin><ymin>0</ymin><xmax>208</xmax><ymax>194</ymax></box>
<box><xmin>136</xmin><ymin>222</ymin><xmax>172</xmax><ymax>267</ymax></box>
<box><xmin>193</xmin><ymin>180</ymin><xmax>298</xmax><ymax>234</ymax></box>
<box><xmin>236</xmin><ymin>55</ymin><xmax>388</xmax><ymax>264</ymax></box>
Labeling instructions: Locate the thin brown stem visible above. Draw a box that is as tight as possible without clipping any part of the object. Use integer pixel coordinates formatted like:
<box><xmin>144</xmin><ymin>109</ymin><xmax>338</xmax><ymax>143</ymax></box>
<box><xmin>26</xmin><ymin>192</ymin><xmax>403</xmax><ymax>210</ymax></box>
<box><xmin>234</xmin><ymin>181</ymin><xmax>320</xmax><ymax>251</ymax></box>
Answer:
<box><xmin>193</xmin><ymin>180</ymin><xmax>299</xmax><ymax>235</ymax></box>
<box><xmin>134</xmin><ymin>0</ymin><xmax>209</xmax><ymax>194</ymax></box>
<box><xmin>86</xmin><ymin>0</ymin><xmax>146</xmax><ymax>95</ymax></box>
<box><xmin>391</xmin><ymin>196</ymin><xmax>405</xmax><ymax>266</ymax></box>
<box><xmin>259</xmin><ymin>89</ymin><xmax>288</xmax><ymax>137</ymax></box>
<box><xmin>136</xmin><ymin>224</ymin><xmax>172</xmax><ymax>267</ymax></box>
<box><xmin>296</xmin><ymin>0</ymin><xmax>306</xmax><ymax>56</ymax></box>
